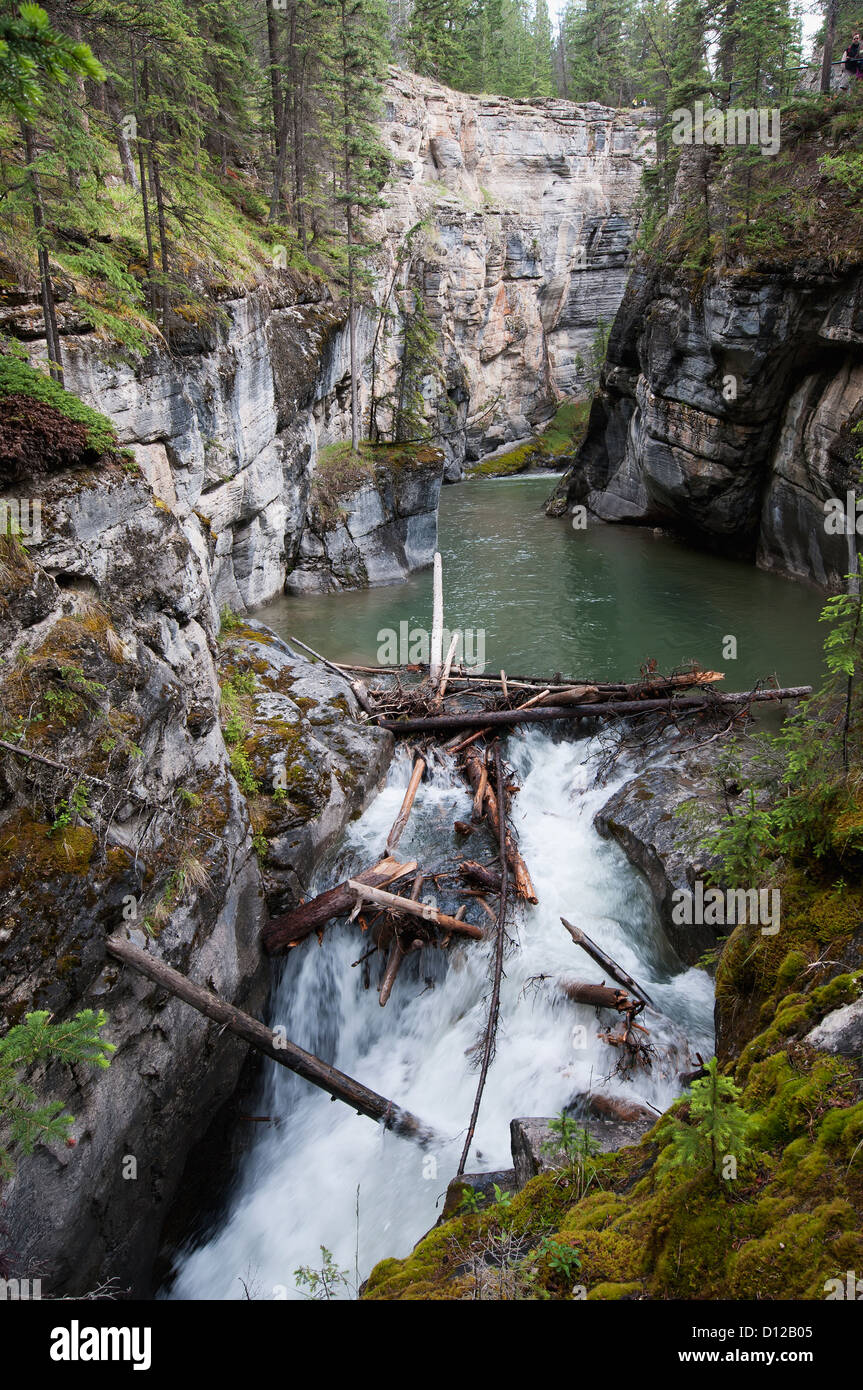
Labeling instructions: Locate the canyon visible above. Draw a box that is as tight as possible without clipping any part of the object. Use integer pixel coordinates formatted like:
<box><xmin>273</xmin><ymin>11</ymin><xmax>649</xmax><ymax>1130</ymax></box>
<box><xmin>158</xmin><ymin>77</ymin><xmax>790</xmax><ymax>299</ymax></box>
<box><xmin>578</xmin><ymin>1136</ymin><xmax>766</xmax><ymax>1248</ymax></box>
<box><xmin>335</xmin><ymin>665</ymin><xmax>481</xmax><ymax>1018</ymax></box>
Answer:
<box><xmin>10</xmin><ymin>69</ymin><xmax>653</xmax><ymax>606</ymax></box>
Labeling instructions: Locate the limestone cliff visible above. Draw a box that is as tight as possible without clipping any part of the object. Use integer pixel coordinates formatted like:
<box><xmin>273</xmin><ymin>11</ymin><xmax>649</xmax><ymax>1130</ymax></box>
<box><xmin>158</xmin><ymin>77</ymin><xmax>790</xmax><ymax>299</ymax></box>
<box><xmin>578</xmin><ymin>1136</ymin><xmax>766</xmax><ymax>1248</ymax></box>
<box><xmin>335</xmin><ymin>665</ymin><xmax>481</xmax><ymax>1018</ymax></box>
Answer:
<box><xmin>8</xmin><ymin>70</ymin><xmax>651</xmax><ymax>608</ymax></box>
<box><xmin>562</xmin><ymin>137</ymin><xmax>863</xmax><ymax>591</ymax></box>
<box><xmin>0</xmin><ymin>446</ymin><xmax>390</xmax><ymax>1295</ymax></box>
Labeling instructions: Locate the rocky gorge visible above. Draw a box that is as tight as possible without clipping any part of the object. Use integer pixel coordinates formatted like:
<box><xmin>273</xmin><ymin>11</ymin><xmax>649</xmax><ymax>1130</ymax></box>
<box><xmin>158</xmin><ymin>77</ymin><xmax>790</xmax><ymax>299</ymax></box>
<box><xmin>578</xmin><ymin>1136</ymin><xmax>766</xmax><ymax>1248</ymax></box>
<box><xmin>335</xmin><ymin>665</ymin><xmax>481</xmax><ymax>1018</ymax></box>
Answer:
<box><xmin>6</xmin><ymin>69</ymin><xmax>653</xmax><ymax>606</ymax></box>
<box><xmin>0</xmin><ymin>71</ymin><xmax>654</xmax><ymax>1296</ymax></box>
<box><xmin>2</xmin><ymin>59</ymin><xmax>862</xmax><ymax>1307</ymax></box>
<box><xmin>557</xmin><ymin>138</ymin><xmax>863</xmax><ymax>592</ymax></box>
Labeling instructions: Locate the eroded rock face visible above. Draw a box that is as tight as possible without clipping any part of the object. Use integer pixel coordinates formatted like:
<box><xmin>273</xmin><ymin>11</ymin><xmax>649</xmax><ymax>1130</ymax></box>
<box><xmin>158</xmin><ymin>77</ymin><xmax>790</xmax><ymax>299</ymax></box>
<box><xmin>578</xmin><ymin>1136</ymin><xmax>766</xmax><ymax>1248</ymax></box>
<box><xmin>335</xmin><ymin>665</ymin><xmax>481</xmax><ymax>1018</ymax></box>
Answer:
<box><xmin>0</xmin><ymin>461</ymin><xmax>394</xmax><ymax>1296</ymax></box>
<box><xmin>10</xmin><ymin>71</ymin><xmax>650</xmax><ymax>608</ymax></box>
<box><xmin>379</xmin><ymin>70</ymin><xmax>653</xmax><ymax>473</ymax></box>
<box><xmin>565</xmin><ymin>252</ymin><xmax>863</xmax><ymax>589</ymax></box>
<box><xmin>594</xmin><ymin>753</ymin><xmax>724</xmax><ymax>966</ymax></box>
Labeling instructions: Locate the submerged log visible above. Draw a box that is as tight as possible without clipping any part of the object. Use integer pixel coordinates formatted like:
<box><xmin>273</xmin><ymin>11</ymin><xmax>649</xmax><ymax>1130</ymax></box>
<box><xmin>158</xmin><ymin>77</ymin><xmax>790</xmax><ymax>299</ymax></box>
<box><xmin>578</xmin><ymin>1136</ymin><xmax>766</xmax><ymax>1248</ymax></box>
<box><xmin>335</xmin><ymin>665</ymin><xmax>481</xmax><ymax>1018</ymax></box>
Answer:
<box><xmin>263</xmin><ymin>856</ymin><xmax>418</xmax><ymax>954</ymax></box>
<box><xmin>378</xmin><ymin>686</ymin><xmax>812</xmax><ymax>734</ymax></box>
<box><xmin>560</xmin><ymin>918</ymin><xmax>656</xmax><ymax>1008</ymax></box>
<box><xmin>461</xmin><ymin>746</ymin><xmax>537</xmax><ymax>903</ymax></box>
<box><xmin>106</xmin><ymin>933</ymin><xmax>436</xmax><ymax>1145</ymax></box>
<box><xmin>347</xmin><ymin>881</ymin><xmax>484</xmax><ymax>939</ymax></box>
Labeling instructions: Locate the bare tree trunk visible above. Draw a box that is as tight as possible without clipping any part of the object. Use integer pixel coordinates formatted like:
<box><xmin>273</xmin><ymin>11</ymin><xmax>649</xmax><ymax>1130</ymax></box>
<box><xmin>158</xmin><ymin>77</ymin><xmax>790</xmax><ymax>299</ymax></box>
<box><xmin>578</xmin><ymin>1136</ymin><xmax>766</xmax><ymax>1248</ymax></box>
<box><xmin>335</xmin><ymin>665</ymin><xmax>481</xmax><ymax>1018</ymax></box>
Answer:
<box><xmin>21</xmin><ymin>121</ymin><xmax>62</xmax><ymax>384</ymax></box>
<box><xmin>821</xmin><ymin>0</ymin><xmax>839</xmax><ymax>94</ymax></box>
<box><xmin>130</xmin><ymin>43</ymin><xmax>156</xmax><ymax>314</ymax></box>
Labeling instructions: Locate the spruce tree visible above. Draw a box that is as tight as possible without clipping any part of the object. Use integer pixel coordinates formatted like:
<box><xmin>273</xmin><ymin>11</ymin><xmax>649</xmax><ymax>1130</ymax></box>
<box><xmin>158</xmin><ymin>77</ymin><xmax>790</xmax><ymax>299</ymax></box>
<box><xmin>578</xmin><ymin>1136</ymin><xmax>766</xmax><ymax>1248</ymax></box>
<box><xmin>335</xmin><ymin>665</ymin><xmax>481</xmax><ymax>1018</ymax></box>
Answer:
<box><xmin>315</xmin><ymin>0</ymin><xmax>390</xmax><ymax>452</ymax></box>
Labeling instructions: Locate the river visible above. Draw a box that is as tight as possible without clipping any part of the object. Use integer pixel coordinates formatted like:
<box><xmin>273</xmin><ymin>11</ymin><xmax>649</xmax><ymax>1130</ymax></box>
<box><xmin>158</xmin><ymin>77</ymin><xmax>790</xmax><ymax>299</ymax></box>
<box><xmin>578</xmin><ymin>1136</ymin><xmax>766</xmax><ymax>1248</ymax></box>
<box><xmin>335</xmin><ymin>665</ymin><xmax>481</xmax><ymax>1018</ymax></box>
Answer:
<box><xmin>167</xmin><ymin>476</ymin><xmax>827</xmax><ymax>1300</ymax></box>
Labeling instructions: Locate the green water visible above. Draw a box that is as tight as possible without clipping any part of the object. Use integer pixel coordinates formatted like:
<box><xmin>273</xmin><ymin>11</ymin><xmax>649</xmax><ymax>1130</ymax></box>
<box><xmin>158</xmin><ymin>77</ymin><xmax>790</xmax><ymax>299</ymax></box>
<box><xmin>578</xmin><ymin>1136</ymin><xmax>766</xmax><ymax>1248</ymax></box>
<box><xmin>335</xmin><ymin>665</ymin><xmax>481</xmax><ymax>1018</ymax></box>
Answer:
<box><xmin>255</xmin><ymin>476</ymin><xmax>828</xmax><ymax>691</ymax></box>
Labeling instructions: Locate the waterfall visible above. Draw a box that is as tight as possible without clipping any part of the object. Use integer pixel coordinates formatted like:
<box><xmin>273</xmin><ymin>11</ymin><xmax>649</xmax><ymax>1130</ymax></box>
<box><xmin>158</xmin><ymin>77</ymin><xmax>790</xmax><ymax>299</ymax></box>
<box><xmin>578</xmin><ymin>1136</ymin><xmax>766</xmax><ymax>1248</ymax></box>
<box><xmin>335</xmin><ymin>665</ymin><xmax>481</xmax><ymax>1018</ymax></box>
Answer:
<box><xmin>168</xmin><ymin>729</ymin><xmax>713</xmax><ymax>1300</ymax></box>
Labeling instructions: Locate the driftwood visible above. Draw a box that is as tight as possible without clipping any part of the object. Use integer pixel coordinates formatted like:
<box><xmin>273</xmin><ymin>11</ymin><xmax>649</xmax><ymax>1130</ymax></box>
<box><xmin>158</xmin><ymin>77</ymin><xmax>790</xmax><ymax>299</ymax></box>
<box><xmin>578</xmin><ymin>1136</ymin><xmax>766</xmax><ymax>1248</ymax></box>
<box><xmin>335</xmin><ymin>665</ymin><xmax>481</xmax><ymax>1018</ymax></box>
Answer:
<box><xmin>459</xmin><ymin>860</ymin><xmax>503</xmax><ymax>893</ymax></box>
<box><xmin>434</xmin><ymin>633</ymin><xmax>460</xmax><ymax>707</ymax></box>
<box><xmin>556</xmin><ymin>977</ymin><xmax>641</xmax><ymax>1013</ymax></box>
<box><xmin>385</xmin><ymin>756</ymin><xmax>425</xmax><ymax>854</ymax></box>
<box><xmin>461</xmin><ymin>746</ymin><xmax>537</xmax><ymax>903</ymax></box>
<box><xmin>263</xmin><ymin>857</ymin><xmax>417</xmax><ymax>954</ymax></box>
<box><xmin>347</xmin><ymin>881</ymin><xmax>485</xmax><ymax>939</ymax></box>
<box><xmin>377</xmin><ymin>686</ymin><xmax>813</xmax><ymax>734</ymax></box>
<box><xmin>379</xmin><ymin>872</ymin><xmax>423</xmax><ymax>1007</ymax></box>
<box><xmin>457</xmin><ymin>743</ymin><xmax>510</xmax><ymax>1176</ymax></box>
<box><xmin>106</xmin><ymin>933</ymin><xmax>435</xmax><ymax>1144</ymax></box>
<box><xmin>560</xmin><ymin>918</ymin><xmax>656</xmax><ymax>1008</ymax></box>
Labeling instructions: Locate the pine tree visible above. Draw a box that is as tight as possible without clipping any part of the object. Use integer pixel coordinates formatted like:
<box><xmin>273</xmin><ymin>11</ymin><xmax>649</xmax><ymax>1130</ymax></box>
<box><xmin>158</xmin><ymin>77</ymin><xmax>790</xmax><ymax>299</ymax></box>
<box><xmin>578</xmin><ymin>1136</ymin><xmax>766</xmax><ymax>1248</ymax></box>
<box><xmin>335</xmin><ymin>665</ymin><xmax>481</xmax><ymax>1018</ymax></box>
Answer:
<box><xmin>658</xmin><ymin>1057</ymin><xmax>752</xmax><ymax>1180</ymax></box>
<box><xmin>404</xmin><ymin>0</ymin><xmax>470</xmax><ymax>86</ymax></box>
<box><xmin>0</xmin><ymin>3</ymin><xmax>105</xmax><ymax>383</ymax></box>
<box><xmin>0</xmin><ymin>1009</ymin><xmax>115</xmax><ymax>1183</ymax></box>
<box><xmin>315</xmin><ymin>0</ymin><xmax>390</xmax><ymax>452</ymax></box>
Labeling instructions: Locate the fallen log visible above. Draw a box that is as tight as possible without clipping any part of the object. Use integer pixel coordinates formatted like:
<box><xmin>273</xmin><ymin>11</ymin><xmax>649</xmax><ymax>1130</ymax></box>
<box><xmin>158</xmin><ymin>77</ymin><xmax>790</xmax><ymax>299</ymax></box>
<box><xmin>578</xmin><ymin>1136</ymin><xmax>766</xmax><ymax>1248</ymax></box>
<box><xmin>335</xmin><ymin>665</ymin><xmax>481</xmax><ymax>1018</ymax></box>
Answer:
<box><xmin>458</xmin><ymin>860</ymin><xmax>503</xmax><ymax>893</ymax></box>
<box><xmin>385</xmin><ymin>756</ymin><xmax>426</xmax><ymax>854</ymax></box>
<box><xmin>461</xmin><ymin>746</ymin><xmax>537</xmax><ymax>903</ymax></box>
<box><xmin>556</xmin><ymin>978</ymin><xmax>640</xmax><ymax>1013</ymax></box>
<box><xmin>347</xmin><ymin>881</ymin><xmax>485</xmax><ymax>938</ymax></box>
<box><xmin>533</xmin><ymin>684</ymin><xmax>599</xmax><ymax>705</ymax></box>
<box><xmin>106</xmin><ymin>933</ymin><xmax>436</xmax><ymax>1145</ymax></box>
<box><xmin>378</xmin><ymin>686</ymin><xmax>812</xmax><ymax>734</ymax></box>
<box><xmin>434</xmin><ymin>633</ymin><xmax>460</xmax><ymax>707</ymax></box>
<box><xmin>263</xmin><ymin>856</ymin><xmax>418</xmax><ymax>954</ymax></box>
<box><xmin>430</xmin><ymin>552</ymin><xmax>444</xmax><ymax>683</ymax></box>
<box><xmin>379</xmin><ymin>871</ymin><xmax>423</xmax><ymax>1007</ymax></box>
<box><xmin>560</xmin><ymin>918</ymin><xmax>656</xmax><ymax>1008</ymax></box>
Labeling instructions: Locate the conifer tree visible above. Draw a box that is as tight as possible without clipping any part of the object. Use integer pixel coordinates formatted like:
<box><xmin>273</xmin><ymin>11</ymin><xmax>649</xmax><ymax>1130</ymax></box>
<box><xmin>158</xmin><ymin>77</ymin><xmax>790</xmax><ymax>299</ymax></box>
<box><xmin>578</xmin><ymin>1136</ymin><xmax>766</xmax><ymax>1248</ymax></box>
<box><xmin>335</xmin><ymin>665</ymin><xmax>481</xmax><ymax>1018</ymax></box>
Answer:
<box><xmin>316</xmin><ymin>0</ymin><xmax>390</xmax><ymax>452</ymax></box>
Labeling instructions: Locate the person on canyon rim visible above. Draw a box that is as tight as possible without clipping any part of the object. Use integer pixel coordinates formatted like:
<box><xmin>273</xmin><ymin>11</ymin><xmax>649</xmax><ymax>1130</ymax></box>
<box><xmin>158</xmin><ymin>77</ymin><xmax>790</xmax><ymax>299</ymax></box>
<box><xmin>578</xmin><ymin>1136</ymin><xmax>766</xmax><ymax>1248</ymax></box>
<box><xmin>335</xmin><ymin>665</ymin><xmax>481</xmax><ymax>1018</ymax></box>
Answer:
<box><xmin>842</xmin><ymin>32</ymin><xmax>863</xmax><ymax>78</ymax></box>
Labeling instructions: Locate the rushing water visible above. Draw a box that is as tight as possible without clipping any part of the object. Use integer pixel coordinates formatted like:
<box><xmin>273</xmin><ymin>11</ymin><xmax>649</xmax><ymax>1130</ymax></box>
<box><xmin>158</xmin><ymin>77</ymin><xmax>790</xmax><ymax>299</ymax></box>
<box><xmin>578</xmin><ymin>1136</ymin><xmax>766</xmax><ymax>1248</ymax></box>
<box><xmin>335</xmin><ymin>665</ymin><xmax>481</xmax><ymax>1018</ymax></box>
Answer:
<box><xmin>169</xmin><ymin>476</ymin><xmax>827</xmax><ymax>1300</ymax></box>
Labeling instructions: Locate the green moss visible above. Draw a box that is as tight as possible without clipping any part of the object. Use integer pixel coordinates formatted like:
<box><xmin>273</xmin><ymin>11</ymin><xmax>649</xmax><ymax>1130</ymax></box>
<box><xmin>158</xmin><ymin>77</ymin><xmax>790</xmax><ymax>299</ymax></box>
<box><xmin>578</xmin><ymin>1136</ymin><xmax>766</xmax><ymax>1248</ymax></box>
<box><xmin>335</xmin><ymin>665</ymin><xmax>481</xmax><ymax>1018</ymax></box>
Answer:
<box><xmin>467</xmin><ymin>398</ymin><xmax>590</xmax><ymax>478</ymax></box>
<box><xmin>0</xmin><ymin>343</ymin><xmax>121</xmax><ymax>457</ymax></box>
<box><xmin>311</xmin><ymin>440</ymin><xmax>442</xmax><ymax>529</ymax></box>
<box><xmin>586</xmin><ymin>1280</ymin><xmax>643</xmax><ymax>1299</ymax></box>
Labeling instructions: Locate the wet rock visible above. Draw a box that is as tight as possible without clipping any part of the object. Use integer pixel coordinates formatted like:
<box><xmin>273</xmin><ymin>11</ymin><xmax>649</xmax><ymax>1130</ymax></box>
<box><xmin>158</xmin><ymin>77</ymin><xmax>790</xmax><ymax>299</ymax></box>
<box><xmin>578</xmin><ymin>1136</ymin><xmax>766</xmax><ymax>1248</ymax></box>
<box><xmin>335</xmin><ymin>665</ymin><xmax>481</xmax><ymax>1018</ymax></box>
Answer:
<box><xmin>217</xmin><ymin>621</ymin><xmax>393</xmax><ymax>912</ymax></box>
<box><xmin>594</xmin><ymin>759</ymin><xmax>722</xmax><ymax>965</ymax></box>
<box><xmin>511</xmin><ymin>1096</ymin><xmax>656</xmax><ymax>1189</ymax></box>
<box><xmin>805</xmin><ymin>997</ymin><xmax>863</xmax><ymax>1056</ymax></box>
<box><xmin>565</xmin><ymin>176</ymin><xmax>863</xmax><ymax>588</ymax></box>
<box><xmin>442</xmin><ymin>1169</ymin><xmax>518</xmax><ymax>1219</ymax></box>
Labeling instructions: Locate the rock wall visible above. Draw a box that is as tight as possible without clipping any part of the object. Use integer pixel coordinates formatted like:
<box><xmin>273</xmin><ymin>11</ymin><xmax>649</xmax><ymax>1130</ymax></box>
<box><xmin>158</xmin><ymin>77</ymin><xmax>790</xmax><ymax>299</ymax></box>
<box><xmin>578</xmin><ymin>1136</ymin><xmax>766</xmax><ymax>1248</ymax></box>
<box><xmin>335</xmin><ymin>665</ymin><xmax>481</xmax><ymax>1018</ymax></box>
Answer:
<box><xmin>564</xmin><ymin>189</ymin><xmax>863</xmax><ymax>590</ymax></box>
<box><xmin>10</xmin><ymin>70</ymin><xmax>651</xmax><ymax>608</ymax></box>
<box><xmin>0</xmin><ymin>456</ymin><xmax>391</xmax><ymax>1295</ymax></box>
<box><xmin>377</xmin><ymin>70</ymin><xmax>654</xmax><ymax>471</ymax></box>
